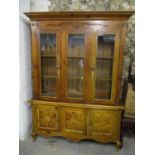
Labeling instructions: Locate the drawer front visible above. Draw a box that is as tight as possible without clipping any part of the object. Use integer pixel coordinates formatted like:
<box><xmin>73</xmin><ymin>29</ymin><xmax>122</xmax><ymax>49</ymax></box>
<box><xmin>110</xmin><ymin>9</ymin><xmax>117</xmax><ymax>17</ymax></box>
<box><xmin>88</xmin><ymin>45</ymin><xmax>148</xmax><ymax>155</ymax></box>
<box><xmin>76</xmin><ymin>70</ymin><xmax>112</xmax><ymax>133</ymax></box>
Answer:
<box><xmin>61</xmin><ymin>107</ymin><xmax>86</xmax><ymax>135</ymax></box>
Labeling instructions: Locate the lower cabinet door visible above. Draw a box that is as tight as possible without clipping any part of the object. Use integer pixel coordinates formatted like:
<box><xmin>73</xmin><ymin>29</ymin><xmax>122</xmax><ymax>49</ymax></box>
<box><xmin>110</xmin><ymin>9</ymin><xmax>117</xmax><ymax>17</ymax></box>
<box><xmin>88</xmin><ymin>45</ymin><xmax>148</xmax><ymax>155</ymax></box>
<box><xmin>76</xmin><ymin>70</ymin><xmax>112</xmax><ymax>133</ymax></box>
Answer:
<box><xmin>87</xmin><ymin>109</ymin><xmax>117</xmax><ymax>140</ymax></box>
<box><xmin>61</xmin><ymin>107</ymin><xmax>86</xmax><ymax>138</ymax></box>
<box><xmin>36</xmin><ymin>105</ymin><xmax>60</xmax><ymax>133</ymax></box>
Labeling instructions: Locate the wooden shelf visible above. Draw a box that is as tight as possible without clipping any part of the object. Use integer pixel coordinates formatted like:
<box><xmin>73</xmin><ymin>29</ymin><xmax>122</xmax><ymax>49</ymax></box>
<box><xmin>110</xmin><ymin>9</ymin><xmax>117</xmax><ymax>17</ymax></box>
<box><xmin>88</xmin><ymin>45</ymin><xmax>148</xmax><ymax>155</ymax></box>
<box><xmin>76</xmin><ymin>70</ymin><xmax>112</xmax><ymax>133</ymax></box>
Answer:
<box><xmin>41</xmin><ymin>55</ymin><xmax>56</xmax><ymax>58</ymax></box>
<box><xmin>96</xmin><ymin>57</ymin><xmax>113</xmax><ymax>59</ymax></box>
<box><xmin>96</xmin><ymin>77</ymin><xmax>112</xmax><ymax>81</ymax></box>
<box><xmin>68</xmin><ymin>76</ymin><xmax>83</xmax><ymax>79</ymax></box>
<box><xmin>68</xmin><ymin>56</ymin><xmax>84</xmax><ymax>59</ymax></box>
<box><xmin>42</xmin><ymin>75</ymin><xmax>56</xmax><ymax>78</ymax></box>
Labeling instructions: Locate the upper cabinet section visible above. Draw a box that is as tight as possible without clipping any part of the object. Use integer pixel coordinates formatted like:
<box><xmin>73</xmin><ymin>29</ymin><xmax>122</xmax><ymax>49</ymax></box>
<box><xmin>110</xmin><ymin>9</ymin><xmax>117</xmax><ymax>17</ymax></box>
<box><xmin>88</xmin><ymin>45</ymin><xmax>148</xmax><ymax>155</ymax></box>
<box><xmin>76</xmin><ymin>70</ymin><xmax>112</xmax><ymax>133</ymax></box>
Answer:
<box><xmin>26</xmin><ymin>12</ymin><xmax>134</xmax><ymax>104</ymax></box>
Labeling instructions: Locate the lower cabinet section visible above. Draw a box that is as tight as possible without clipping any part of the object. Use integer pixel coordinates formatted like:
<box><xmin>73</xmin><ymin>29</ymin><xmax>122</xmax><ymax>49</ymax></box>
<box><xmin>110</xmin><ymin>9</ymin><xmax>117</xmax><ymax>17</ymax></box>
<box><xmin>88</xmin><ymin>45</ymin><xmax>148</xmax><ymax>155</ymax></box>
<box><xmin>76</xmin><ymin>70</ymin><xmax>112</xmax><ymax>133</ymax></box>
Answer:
<box><xmin>31</xmin><ymin>100</ymin><xmax>123</xmax><ymax>148</ymax></box>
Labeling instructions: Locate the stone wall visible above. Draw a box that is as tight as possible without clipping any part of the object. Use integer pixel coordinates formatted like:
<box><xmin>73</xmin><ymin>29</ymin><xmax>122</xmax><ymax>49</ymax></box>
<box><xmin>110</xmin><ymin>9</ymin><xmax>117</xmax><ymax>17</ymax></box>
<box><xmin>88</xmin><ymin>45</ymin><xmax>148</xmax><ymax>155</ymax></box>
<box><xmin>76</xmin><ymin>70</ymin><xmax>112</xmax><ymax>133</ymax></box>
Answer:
<box><xmin>30</xmin><ymin>0</ymin><xmax>135</xmax><ymax>79</ymax></box>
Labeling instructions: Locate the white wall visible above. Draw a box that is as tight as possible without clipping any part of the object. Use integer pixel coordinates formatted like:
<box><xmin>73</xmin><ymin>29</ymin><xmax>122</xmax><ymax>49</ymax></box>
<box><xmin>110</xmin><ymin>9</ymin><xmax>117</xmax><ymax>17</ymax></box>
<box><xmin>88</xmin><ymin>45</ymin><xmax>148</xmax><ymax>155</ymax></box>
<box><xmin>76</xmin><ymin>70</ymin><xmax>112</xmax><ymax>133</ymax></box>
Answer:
<box><xmin>19</xmin><ymin>0</ymin><xmax>32</xmax><ymax>141</ymax></box>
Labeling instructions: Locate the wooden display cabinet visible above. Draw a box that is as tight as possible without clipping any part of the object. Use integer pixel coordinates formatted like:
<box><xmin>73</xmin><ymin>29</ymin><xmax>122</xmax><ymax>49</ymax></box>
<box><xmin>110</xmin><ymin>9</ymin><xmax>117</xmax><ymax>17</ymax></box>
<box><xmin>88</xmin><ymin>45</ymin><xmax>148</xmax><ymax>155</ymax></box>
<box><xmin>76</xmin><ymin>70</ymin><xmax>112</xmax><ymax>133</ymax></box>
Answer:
<box><xmin>25</xmin><ymin>11</ymin><xmax>134</xmax><ymax>148</ymax></box>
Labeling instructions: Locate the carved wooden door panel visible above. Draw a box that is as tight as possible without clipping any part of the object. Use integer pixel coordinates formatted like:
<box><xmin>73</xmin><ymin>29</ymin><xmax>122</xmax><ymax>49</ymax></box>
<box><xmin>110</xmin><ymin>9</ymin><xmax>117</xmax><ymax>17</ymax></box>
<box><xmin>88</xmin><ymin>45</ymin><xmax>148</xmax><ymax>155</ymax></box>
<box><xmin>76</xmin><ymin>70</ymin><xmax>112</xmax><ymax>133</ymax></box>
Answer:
<box><xmin>37</xmin><ymin>105</ymin><xmax>60</xmax><ymax>131</ymax></box>
<box><xmin>61</xmin><ymin>107</ymin><xmax>86</xmax><ymax>136</ymax></box>
<box><xmin>87</xmin><ymin>110</ymin><xmax>116</xmax><ymax>138</ymax></box>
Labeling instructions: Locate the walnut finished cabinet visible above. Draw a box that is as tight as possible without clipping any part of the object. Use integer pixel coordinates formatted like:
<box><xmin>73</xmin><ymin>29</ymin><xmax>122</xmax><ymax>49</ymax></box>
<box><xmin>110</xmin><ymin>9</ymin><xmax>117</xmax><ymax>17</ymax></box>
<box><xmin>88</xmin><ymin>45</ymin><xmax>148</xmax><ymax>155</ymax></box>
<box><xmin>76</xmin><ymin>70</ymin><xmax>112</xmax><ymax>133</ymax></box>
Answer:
<box><xmin>25</xmin><ymin>11</ymin><xmax>134</xmax><ymax>148</ymax></box>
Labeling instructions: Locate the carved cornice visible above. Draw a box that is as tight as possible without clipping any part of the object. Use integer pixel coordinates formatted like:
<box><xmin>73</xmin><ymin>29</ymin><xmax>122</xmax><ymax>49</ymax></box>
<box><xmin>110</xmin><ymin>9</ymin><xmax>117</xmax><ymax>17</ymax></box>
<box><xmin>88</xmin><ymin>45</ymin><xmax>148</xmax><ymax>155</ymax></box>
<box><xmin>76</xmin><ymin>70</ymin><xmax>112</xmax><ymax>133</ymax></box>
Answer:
<box><xmin>24</xmin><ymin>11</ymin><xmax>134</xmax><ymax>21</ymax></box>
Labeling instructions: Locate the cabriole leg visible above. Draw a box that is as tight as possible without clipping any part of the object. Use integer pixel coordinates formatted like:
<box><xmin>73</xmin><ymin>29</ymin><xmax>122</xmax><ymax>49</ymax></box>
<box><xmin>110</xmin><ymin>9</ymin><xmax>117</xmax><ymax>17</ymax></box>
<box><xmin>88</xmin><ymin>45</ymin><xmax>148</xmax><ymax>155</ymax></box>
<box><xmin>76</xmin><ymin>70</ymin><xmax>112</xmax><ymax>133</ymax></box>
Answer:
<box><xmin>115</xmin><ymin>141</ymin><xmax>122</xmax><ymax>151</ymax></box>
<box><xmin>32</xmin><ymin>132</ymin><xmax>38</xmax><ymax>142</ymax></box>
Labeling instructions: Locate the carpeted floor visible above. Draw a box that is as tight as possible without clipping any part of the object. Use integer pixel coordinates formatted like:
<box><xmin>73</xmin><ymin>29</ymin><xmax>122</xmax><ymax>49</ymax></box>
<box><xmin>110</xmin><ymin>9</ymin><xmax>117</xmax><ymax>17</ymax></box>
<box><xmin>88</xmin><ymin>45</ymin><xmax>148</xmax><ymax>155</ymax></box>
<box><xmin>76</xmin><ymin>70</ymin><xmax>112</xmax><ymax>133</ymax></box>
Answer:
<box><xmin>19</xmin><ymin>135</ymin><xmax>135</xmax><ymax>155</ymax></box>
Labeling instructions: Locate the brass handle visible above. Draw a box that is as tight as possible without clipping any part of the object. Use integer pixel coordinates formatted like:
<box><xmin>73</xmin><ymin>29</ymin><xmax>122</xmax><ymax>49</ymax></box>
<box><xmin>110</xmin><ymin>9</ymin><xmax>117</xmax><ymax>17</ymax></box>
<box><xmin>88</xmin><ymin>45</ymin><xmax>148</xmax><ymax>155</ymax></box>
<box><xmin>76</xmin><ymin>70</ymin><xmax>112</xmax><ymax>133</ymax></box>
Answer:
<box><xmin>57</xmin><ymin>56</ymin><xmax>60</xmax><ymax>79</ymax></box>
<box><xmin>92</xmin><ymin>55</ymin><xmax>95</xmax><ymax>68</ymax></box>
<box><xmin>91</xmin><ymin>67</ymin><xmax>95</xmax><ymax>77</ymax></box>
<box><xmin>57</xmin><ymin>67</ymin><xmax>60</xmax><ymax>79</ymax></box>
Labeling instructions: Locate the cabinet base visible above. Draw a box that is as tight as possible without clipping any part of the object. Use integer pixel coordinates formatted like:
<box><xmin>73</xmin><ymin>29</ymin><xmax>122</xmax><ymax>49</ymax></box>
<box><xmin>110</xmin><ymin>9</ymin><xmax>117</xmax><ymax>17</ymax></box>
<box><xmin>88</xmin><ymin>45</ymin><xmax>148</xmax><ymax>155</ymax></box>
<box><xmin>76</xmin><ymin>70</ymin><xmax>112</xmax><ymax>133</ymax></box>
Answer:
<box><xmin>31</xmin><ymin>100</ymin><xmax>124</xmax><ymax>149</ymax></box>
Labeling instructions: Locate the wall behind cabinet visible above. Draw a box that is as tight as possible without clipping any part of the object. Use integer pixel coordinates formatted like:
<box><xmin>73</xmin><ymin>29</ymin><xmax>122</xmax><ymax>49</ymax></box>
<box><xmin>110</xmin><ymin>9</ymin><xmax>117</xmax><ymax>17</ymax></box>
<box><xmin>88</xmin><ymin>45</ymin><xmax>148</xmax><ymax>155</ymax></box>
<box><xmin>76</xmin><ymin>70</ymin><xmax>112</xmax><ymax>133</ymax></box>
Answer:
<box><xmin>19</xmin><ymin>0</ymin><xmax>32</xmax><ymax>141</ymax></box>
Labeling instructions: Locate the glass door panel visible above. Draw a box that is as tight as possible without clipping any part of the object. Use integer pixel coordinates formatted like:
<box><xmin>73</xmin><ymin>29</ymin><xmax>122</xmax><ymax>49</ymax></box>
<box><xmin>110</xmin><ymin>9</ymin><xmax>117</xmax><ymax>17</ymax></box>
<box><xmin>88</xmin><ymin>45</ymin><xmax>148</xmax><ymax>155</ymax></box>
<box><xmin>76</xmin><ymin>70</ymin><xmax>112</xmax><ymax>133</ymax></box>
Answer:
<box><xmin>40</xmin><ymin>33</ymin><xmax>57</xmax><ymax>97</ymax></box>
<box><xmin>67</xmin><ymin>34</ymin><xmax>85</xmax><ymax>98</ymax></box>
<box><xmin>94</xmin><ymin>34</ymin><xmax>115</xmax><ymax>100</ymax></box>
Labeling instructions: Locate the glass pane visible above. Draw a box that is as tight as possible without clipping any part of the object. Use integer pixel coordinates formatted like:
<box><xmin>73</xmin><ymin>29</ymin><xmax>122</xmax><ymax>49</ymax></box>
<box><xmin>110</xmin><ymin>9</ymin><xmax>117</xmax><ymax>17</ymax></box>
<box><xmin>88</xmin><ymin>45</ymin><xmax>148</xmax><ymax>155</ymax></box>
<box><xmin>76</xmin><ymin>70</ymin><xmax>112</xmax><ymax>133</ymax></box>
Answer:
<box><xmin>68</xmin><ymin>34</ymin><xmax>85</xmax><ymax>57</ymax></box>
<box><xmin>95</xmin><ymin>34</ymin><xmax>115</xmax><ymax>100</ymax></box>
<box><xmin>95</xmin><ymin>80</ymin><xmax>112</xmax><ymax>99</ymax></box>
<box><xmin>67</xmin><ymin>34</ymin><xmax>85</xmax><ymax>98</ymax></box>
<box><xmin>68</xmin><ymin>78</ymin><xmax>83</xmax><ymax>98</ymax></box>
<box><xmin>41</xmin><ymin>58</ymin><xmax>56</xmax><ymax>76</ymax></box>
<box><xmin>41</xmin><ymin>77</ymin><xmax>56</xmax><ymax>96</ymax></box>
<box><xmin>96</xmin><ymin>60</ymin><xmax>113</xmax><ymax>79</ymax></box>
<box><xmin>97</xmin><ymin>34</ymin><xmax>115</xmax><ymax>58</ymax></box>
<box><xmin>40</xmin><ymin>33</ymin><xmax>57</xmax><ymax>97</ymax></box>
<box><xmin>40</xmin><ymin>33</ymin><xmax>56</xmax><ymax>56</ymax></box>
<box><xmin>68</xmin><ymin>58</ymin><xmax>84</xmax><ymax>76</ymax></box>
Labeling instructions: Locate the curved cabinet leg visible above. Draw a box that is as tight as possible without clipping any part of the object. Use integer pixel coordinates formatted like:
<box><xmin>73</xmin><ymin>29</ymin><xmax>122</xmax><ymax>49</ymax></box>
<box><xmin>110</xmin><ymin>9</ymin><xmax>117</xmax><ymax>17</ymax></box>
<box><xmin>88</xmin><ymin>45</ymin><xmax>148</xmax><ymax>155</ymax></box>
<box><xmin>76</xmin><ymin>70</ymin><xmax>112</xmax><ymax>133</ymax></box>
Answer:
<box><xmin>115</xmin><ymin>141</ymin><xmax>122</xmax><ymax>150</ymax></box>
<box><xmin>32</xmin><ymin>132</ymin><xmax>38</xmax><ymax>142</ymax></box>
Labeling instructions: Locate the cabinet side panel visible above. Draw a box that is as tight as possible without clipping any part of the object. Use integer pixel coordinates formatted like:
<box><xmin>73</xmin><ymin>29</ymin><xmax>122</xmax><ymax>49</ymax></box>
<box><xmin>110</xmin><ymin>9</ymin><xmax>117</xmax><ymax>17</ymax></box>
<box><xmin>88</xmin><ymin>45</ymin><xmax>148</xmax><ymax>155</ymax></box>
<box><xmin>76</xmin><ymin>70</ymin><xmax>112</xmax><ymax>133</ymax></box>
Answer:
<box><xmin>115</xmin><ymin>23</ymin><xmax>127</xmax><ymax>104</ymax></box>
<box><xmin>31</xmin><ymin>22</ymin><xmax>39</xmax><ymax>99</ymax></box>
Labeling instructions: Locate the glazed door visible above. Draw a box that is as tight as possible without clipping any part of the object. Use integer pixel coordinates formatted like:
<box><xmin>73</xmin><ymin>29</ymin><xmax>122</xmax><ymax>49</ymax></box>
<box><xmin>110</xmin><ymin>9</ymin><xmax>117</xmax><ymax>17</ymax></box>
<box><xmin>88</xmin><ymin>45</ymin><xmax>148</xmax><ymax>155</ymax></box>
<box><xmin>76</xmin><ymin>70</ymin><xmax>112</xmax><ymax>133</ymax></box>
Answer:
<box><xmin>37</xmin><ymin>30</ymin><xmax>61</xmax><ymax>100</ymax></box>
<box><xmin>62</xmin><ymin>31</ymin><xmax>89</xmax><ymax>102</ymax></box>
<box><xmin>90</xmin><ymin>31</ymin><xmax>120</xmax><ymax>104</ymax></box>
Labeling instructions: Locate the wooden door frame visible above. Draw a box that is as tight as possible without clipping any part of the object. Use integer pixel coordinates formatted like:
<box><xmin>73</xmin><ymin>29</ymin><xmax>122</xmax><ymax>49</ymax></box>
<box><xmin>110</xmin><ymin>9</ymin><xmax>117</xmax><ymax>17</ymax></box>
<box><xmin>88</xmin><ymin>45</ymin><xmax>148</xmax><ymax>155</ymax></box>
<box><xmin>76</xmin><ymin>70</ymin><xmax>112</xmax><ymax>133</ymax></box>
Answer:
<box><xmin>32</xmin><ymin>23</ymin><xmax>62</xmax><ymax>101</ymax></box>
<box><xmin>61</xmin><ymin>30</ymin><xmax>90</xmax><ymax>103</ymax></box>
<box><xmin>89</xmin><ymin>29</ymin><xmax>121</xmax><ymax>105</ymax></box>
